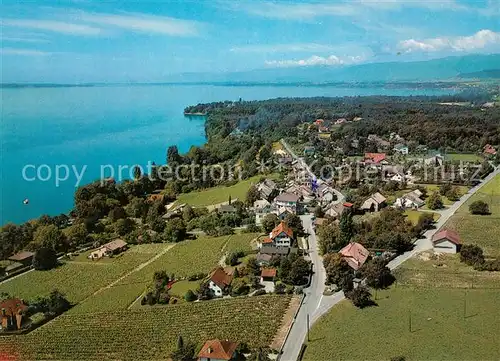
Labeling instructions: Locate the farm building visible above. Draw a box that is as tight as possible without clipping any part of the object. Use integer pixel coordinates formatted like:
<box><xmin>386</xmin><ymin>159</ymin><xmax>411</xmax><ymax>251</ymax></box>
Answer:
<box><xmin>197</xmin><ymin>339</ymin><xmax>239</xmax><ymax>361</ymax></box>
<box><xmin>360</xmin><ymin>192</ymin><xmax>387</xmax><ymax>212</ymax></box>
<box><xmin>88</xmin><ymin>239</ymin><xmax>128</xmax><ymax>259</ymax></box>
<box><xmin>432</xmin><ymin>229</ymin><xmax>461</xmax><ymax>254</ymax></box>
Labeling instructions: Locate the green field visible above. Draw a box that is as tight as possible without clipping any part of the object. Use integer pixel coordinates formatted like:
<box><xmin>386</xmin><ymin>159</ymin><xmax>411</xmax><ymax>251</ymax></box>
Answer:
<box><xmin>403</xmin><ymin>210</ymin><xmax>440</xmax><ymax>225</ymax></box>
<box><xmin>0</xmin><ymin>244</ymin><xmax>171</xmax><ymax>303</ymax></box>
<box><xmin>225</xmin><ymin>232</ymin><xmax>261</xmax><ymax>254</ymax></box>
<box><xmin>169</xmin><ymin>280</ymin><xmax>201</xmax><ymax>298</ymax></box>
<box><xmin>176</xmin><ymin>174</ymin><xmax>278</xmax><ymax>207</ymax></box>
<box><xmin>1</xmin><ymin>295</ymin><xmax>292</xmax><ymax>361</ymax></box>
<box><xmin>445</xmin><ymin>153</ymin><xmax>483</xmax><ymax>162</ymax></box>
<box><xmin>418</xmin><ymin>184</ymin><xmax>469</xmax><ymax>206</ymax></box>
<box><xmin>443</xmin><ymin>173</ymin><xmax>500</xmax><ymax>257</ymax></box>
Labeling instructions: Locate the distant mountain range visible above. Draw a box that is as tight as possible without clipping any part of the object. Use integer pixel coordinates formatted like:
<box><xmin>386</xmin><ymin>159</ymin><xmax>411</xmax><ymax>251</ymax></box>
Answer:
<box><xmin>459</xmin><ymin>69</ymin><xmax>500</xmax><ymax>79</ymax></box>
<box><xmin>165</xmin><ymin>54</ymin><xmax>500</xmax><ymax>84</ymax></box>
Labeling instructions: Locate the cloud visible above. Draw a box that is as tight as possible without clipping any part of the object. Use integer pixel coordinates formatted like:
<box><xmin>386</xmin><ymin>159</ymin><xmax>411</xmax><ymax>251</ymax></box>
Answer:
<box><xmin>265</xmin><ymin>54</ymin><xmax>366</xmax><ymax>67</ymax></box>
<box><xmin>0</xmin><ymin>47</ymin><xmax>52</xmax><ymax>56</ymax></box>
<box><xmin>76</xmin><ymin>11</ymin><xmax>201</xmax><ymax>36</ymax></box>
<box><xmin>1</xmin><ymin>36</ymin><xmax>50</xmax><ymax>43</ymax></box>
<box><xmin>398</xmin><ymin>29</ymin><xmax>500</xmax><ymax>53</ymax></box>
<box><xmin>1</xmin><ymin>19</ymin><xmax>102</xmax><ymax>36</ymax></box>
<box><xmin>226</xmin><ymin>0</ymin><xmax>489</xmax><ymax>20</ymax></box>
<box><xmin>230</xmin><ymin>43</ymin><xmax>338</xmax><ymax>53</ymax></box>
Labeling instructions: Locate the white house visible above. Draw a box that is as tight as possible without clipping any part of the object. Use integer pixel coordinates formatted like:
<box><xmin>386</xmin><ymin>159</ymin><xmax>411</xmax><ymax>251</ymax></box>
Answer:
<box><xmin>432</xmin><ymin>229</ymin><xmax>461</xmax><ymax>254</ymax></box>
<box><xmin>393</xmin><ymin>144</ymin><xmax>409</xmax><ymax>155</ymax></box>
<box><xmin>259</xmin><ymin>221</ymin><xmax>295</xmax><ymax>249</ymax></box>
<box><xmin>394</xmin><ymin>189</ymin><xmax>425</xmax><ymax>209</ymax></box>
<box><xmin>208</xmin><ymin>268</ymin><xmax>233</xmax><ymax>297</ymax></box>
<box><xmin>253</xmin><ymin>199</ymin><xmax>271</xmax><ymax>225</ymax></box>
<box><xmin>274</xmin><ymin>192</ymin><xmax>300</xmax><ymax>210</ymax></box>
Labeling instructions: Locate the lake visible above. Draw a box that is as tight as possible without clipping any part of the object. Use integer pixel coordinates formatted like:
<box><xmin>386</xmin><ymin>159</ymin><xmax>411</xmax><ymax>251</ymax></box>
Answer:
<box><xmin>0</xmin><ymin>84</ymin><xmax>454</xmax><ymax>224</ymax></box>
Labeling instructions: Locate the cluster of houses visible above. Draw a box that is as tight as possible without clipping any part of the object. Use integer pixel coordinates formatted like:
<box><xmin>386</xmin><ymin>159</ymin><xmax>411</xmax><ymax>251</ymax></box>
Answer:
<box><xmin>3</xmin><ymin>251</ymin><xmax>34</xmax><ymax>276</ymax></box>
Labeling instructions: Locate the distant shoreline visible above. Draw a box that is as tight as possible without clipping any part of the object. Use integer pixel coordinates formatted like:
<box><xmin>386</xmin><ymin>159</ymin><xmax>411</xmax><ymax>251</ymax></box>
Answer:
<box><xmin>0</xmin><ymin>80</ymin><xmax>488</xmax><ymax>90</ymax></box>
<box><xmin>184</xmin><ymin>112</ymin><xmax>207</xmax><ymax>116</ymax></box>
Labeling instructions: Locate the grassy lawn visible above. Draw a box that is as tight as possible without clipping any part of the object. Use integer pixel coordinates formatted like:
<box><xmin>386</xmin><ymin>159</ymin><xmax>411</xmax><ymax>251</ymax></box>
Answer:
<box><xmin>0</xmin><ymin>244</ymin><xmax>171</xmax><ymax>304</ymax></box>
<box><xmin>446</xmin><ymin>153</ymin><xmax>483</xmax><ymax>162</ymax></box>
<box><xmin>417</xmin><ymin>184</ymin><xmax>470</xmax><ymax>206</ymax></box>
<box><xmin>169</xmin><ymin>280</ymin><xmax>201</xmax><ymax>298</ymax></box>
<box><xmin>442</xmin><ymin>173</ymin><xmax>500</xmax><ymax>257</ymax></box>
<box><xmin>404</xmin><ymin>210</ymin><xmax>440</xmax><ymax>225</ymax></box>
<box><xmin>1</xmin><ymin>295</ymin><xmax>292</xmax><ymax>361</ymax></box>
<box><xmin>176</xmin><ymin>174</ymin><xmax>279</xmax><ymax>207</ymax></box>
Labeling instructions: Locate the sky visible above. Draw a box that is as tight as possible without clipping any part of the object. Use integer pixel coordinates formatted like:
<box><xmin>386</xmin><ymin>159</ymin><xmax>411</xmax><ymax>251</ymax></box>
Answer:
<box><xmin>1</xmin><ymin>0</ymin><xmax>499</xmax><ymax>83</ymax></box>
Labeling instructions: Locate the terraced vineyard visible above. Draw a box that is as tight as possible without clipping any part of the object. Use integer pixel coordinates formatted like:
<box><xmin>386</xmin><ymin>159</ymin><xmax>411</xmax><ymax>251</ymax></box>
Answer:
<box><xmin>225</xmin><ymin>232</ymin><xmax>261</xmax><ymax>254</ymax></box>
<box><xmin>1</xmin><ymin>295</ymin><xmax>292</xmax><ymax>361</ymax></box>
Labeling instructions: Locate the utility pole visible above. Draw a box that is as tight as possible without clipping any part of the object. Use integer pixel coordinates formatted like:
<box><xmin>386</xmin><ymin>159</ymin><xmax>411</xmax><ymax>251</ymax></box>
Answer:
<box><xmin>307</xmin><ymin>313</ymin><xmax>310</xmax><ymax>342</ymax></box>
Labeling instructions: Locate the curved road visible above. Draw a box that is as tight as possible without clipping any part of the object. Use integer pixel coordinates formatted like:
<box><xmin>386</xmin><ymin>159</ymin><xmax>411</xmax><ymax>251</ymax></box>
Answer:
<box><xmin>280</xmin><ymin>166</ymin><xmax>499</xmax><ymax>361</ymax></box>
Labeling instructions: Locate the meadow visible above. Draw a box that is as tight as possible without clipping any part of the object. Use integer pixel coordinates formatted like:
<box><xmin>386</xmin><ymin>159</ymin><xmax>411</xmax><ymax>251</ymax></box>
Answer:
<box><xmin>443</xmin><ymin>173</ymin><xmax>500</xmax><ymax>257</ymax></box>
<box><xmin>175</xmin><ymin>174</ymin><xmax>278</xmax><ymax>207</ymax></box>
<box><xmin>1</xmin><ymin>295</ymin><xmax>292</xmax><ymax>361</ymax></box>
<box><xmin>403</xmin><ymin>210</ymin><xmax>440</xmax><ymax>225</ymax></box>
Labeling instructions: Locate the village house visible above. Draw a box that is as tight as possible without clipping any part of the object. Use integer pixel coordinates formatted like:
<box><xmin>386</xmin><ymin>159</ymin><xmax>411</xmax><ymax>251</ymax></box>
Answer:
<box><xmin>360</xmin><ymin>192</ymin><xmax>387</xmax><ymax>212</ymax></box>
<box><xmin>257</xmin><ymin>179</ymin><xmax>277</xmax><ymax>200</ymax></box>
<box><xmin>88</xmin><ymin>239</ymin><xmax>128</xmax><ymax>259</ymax></box>
<box><xmin>259</xmin><ymin>221</ymin><xmax>295</xmax><ymax>249</ymax></box>
<box><xmin>274</xmin><ymin>192</ymin><xmax>300</xmax><ymax>212</ymax></box>
<box><xmin>393</xmin><ymin>143</ymin><xmax>409</xmax><ymax>155</ymax></box>
<box><xmin>218</xmin><ymin>204</ymin><xmax>237</xmax><ymax>215</ymax></box>
<box><xmin>256</xmin><ymin>253</ymin><xmax>273</xmax><ymax>266</ymax></box>
<box><xmin>339</xmin><ymin>242</ymin><xmax>370</xmax><ymax>271</ymax></box>
<box><xmin>424</xmin><ymin>153</ymin><xmax>444</xmax><ymax>167</ymax></box>
<box><xmin>394</xmin><ymin>189</ymin><xmax>425</xmax><ymax>209</ymax></box>
<box><xmin>483</xmin><ymin>144</ymin><xmax>497</xmax><ymax>156</ymax></box>
<box><xmin>253</xmin><ymin>199</ymin><xmax>271</xmax><ymax>225</ymax></box>
<box><xmin>260</xmin><ymin>268</ymin><xmax>276</xmax><ymax>283</ymax></box>
<box><xmin>364</xmin><ymin>153</ymin><xmax>388</xmax><ymax>166</ymax></box>
<box><xmin>367</xmin><ymin>134</ymin><xmax>391</xmax><ymax>150</ymax></box>
<box><xmin>8</xmin><ymin>251</ymin><xmax>34</xmax><ymax>267</ymax></box>
<box><xmin>197</xmin><ymin>339</ymin><xmax>239</xmax><ymax>361</ymax></box>
<box><xmin>286</xmin><ymin>183</ymin><xmax>314</xmax><ymax>204</ymax></box>
<box><xmin>208</xmin><ymin>268</ymin><xmax>234</xmax><ymax>297</ymax></box>
<box><xmin>324</xmin><ymin>202</ymin><xmax>353</xmax><ymax>219</ymax></box>
<box><xmin>0</xmin><ymin>298</ymin><xmax>28</xmax><ymax>331</ymax></box>
<box><xmin>259</xmin><ymin>245</ymin><xmax>292</xmax><ymax>258</ymax></box>
<box><xmin>316</xmin><ymin>183</ymin><xmax>336</xmax><ymax>206</ymax></box>
<box><xmin>432</xmin><ymin>229</ymin><xmax>462</xmax><ymax>254</ymax></box>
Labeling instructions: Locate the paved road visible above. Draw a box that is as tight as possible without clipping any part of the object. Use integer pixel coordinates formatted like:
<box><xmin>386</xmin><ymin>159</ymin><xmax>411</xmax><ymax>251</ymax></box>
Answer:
<box><xmin>279</xmin><ymin>166</ymin><xmax>499</xmax><ymax>361</ymax></box>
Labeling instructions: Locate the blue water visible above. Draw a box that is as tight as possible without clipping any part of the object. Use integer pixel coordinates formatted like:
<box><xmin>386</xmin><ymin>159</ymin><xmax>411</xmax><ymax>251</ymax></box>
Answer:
<box><xmin>0</xmin><ymin>84</ymin><xmax>454</xmax><ymax>224</ymax></box>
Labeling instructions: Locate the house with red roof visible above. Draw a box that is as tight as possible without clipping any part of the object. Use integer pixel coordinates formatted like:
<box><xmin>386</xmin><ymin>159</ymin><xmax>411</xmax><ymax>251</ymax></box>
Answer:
<box><xmin>260</xmin><ymin>221</ymin><xmax>295</xmax><ymax>249</ymax></box>
<box><xmin>483</xmin><ymin>144</ymin><xmax>497</xmax><ymax>156</ymax></box>
<box><xmin>198</xmin><ymin>339</ymin><xmax>239</xmax><ymax>361</ymax></box>
<box><xmin>432</xmin><ymin>229</ymin><xmax>461</xmax><ymax>254</ymax></box>
<box><xmin>364</xmin><ymin>153</ymin><xmax>388</xmax><ymax>165</ymax></box>
<box><xmin>339</xmin><ymin>242</ymin><xmax>370</xmax><ymax>270</ymax></box>
<box><xmin>208</xmin><ymin>268</ymin><xmax>234</xmax><ymax>297</ymax></box>
<box><xmin>0</xmin><ymin>298</ymin><xmax>28</xmax><ymax>331</ymax></box>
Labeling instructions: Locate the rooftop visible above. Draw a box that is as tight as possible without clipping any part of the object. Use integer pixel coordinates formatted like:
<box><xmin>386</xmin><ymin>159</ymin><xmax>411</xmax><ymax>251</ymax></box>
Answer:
<box><xmin>432</xmin><ymin>229</ymin><xmax>461</xmax><ymax>245</ymax></box>
<box><xmin>197</xmin><ymin>339</ymin><xmax>238</xmax><ymax>360</ymax></box>
<box><xmin>8</xmin><ymin>251</ymin><xmax>34</xmax><ymax>262</ymax></box>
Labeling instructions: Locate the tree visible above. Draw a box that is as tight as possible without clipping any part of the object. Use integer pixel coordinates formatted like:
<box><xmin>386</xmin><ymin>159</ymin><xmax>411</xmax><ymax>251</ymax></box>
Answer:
<box><xmin>445</xmin><ymin>186</ymin><xmax>460</xmax><ymax>201</ymax></box>
<box><xmin>346</xmin><ymin>286</ymin><xmax>374</xmax><ymax>308</ymax></box>
<box><xmin>182</xmin><ymin>205</ymin><xmax>196</xmax><ymax>223</ymax></box>
<box><xmin>170</xmin><ymin>335</ymin><xmax>195</xmax><ymax>361</ymax></box>
<box><xmin>284</xmin><ymin>213</ymin><xmax>304</xmax><ymax>237</ymax></box>
<box><xmin>360</xmin><ymin>258</ymin><xmax>395</xmax><ymax>289</ymax></box>
<box><xmin>246</xmin><ymin>185</ymin><xmax>260</xmax><ymax>206</ymax></box>
<box><xmin>246</xmin><ymin>257</ymin><xmax>261</xmax><ymax>276</ymax></box>
<box><xmin>32</xmin><ymin>224</ymin><xmax>67</xmax><ymax>251</ymax></box>
<box><xmin>163</xmin><ymin>218</ymin><xmax>187</xmax><ymax>242</ymax></box>
<box><xmin>31</xmin><ymin>289</ymin><xmax>71</xmax><ymax>316</ymax></box>
<box><xmin>127</xmin><ymin>197</ymin><xmax>148</xmax><ymax>218</ymax></box>
<box><xmin>114</xmin><ymin>218</ymin><xmax>135</xmax><ymax>236</ymax></box>
<box><xmin>317</xmin><ymin>222</ymin><xmax>344</xmax><ymax>254</ymax></box>
<box><xmin>323</xmin><ymin>253</ymin><xmax>353</xmax><ymax>291</ymax></box>
<box><xmin>469</xmin><ymin>200</ymin><xmax>490</xmax><ymax>215</ymax></box>
<box><xmin>32</xmin><ymin>247</ymin><xmax>58</xmax><ymax>270</ymax></box>
<box><xmin>184</xmin><ymin>290</ymin><xmax>197</xmax><ymax>302</ymax></box>
<box><xmin>460</xmin><ymin>244</ymin><xmax>485</xmax><ymax>266</ymax></box>
<box><xmin>286</xmin><ymin>257</ymin><xmax>312</xmax><ymax>285</ymax></box>
<box><xmin>426</xmin><ymin>191</ymin><xmax>444</xmax><ymax>210</ymax></box>
<box><xmin>314</xmin><ymin>206</ymin><xmax>325</xmax><ymax>218</ymax></box>
<box><xmin>247</xmin><ymin>347</ymin><xmax>272</xmax><ymax>361</ymax></box>
<box><xmin>133</xmin><ymin>165</ymin><xmax>142</xmax><ymax>180</ymax></box>
<box><xmin>339</xmin><ymin>211</ymin><xmax>354</xmax><ymax>245</ymax></box>
<box><xmin>150</xmin><ymin>216</ymin><xmax>166</xmax><ymax>233</ymax></box>
<box><xmin>413</xmin><ymin>212</ymin><xmax>435</xmax><ymax>236</ymax></box>
<box><xmin>63</xmin><ymin>223</ymin><xmax>88</xmax><ymax>247</ymax></box>
<box><xmin>261</xmin><ymin>213</ymin><xmax>279</xmax><ymax>233</ymax></box>
<box><xmin>108</xmin><ymin>206</ymin><xmax>126</xmax><ymax>222</ymax></box>
<box><xmin>167</xmin><ymin>145</ymin><xmax>182</xmax><ymax>165</ymax></box>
